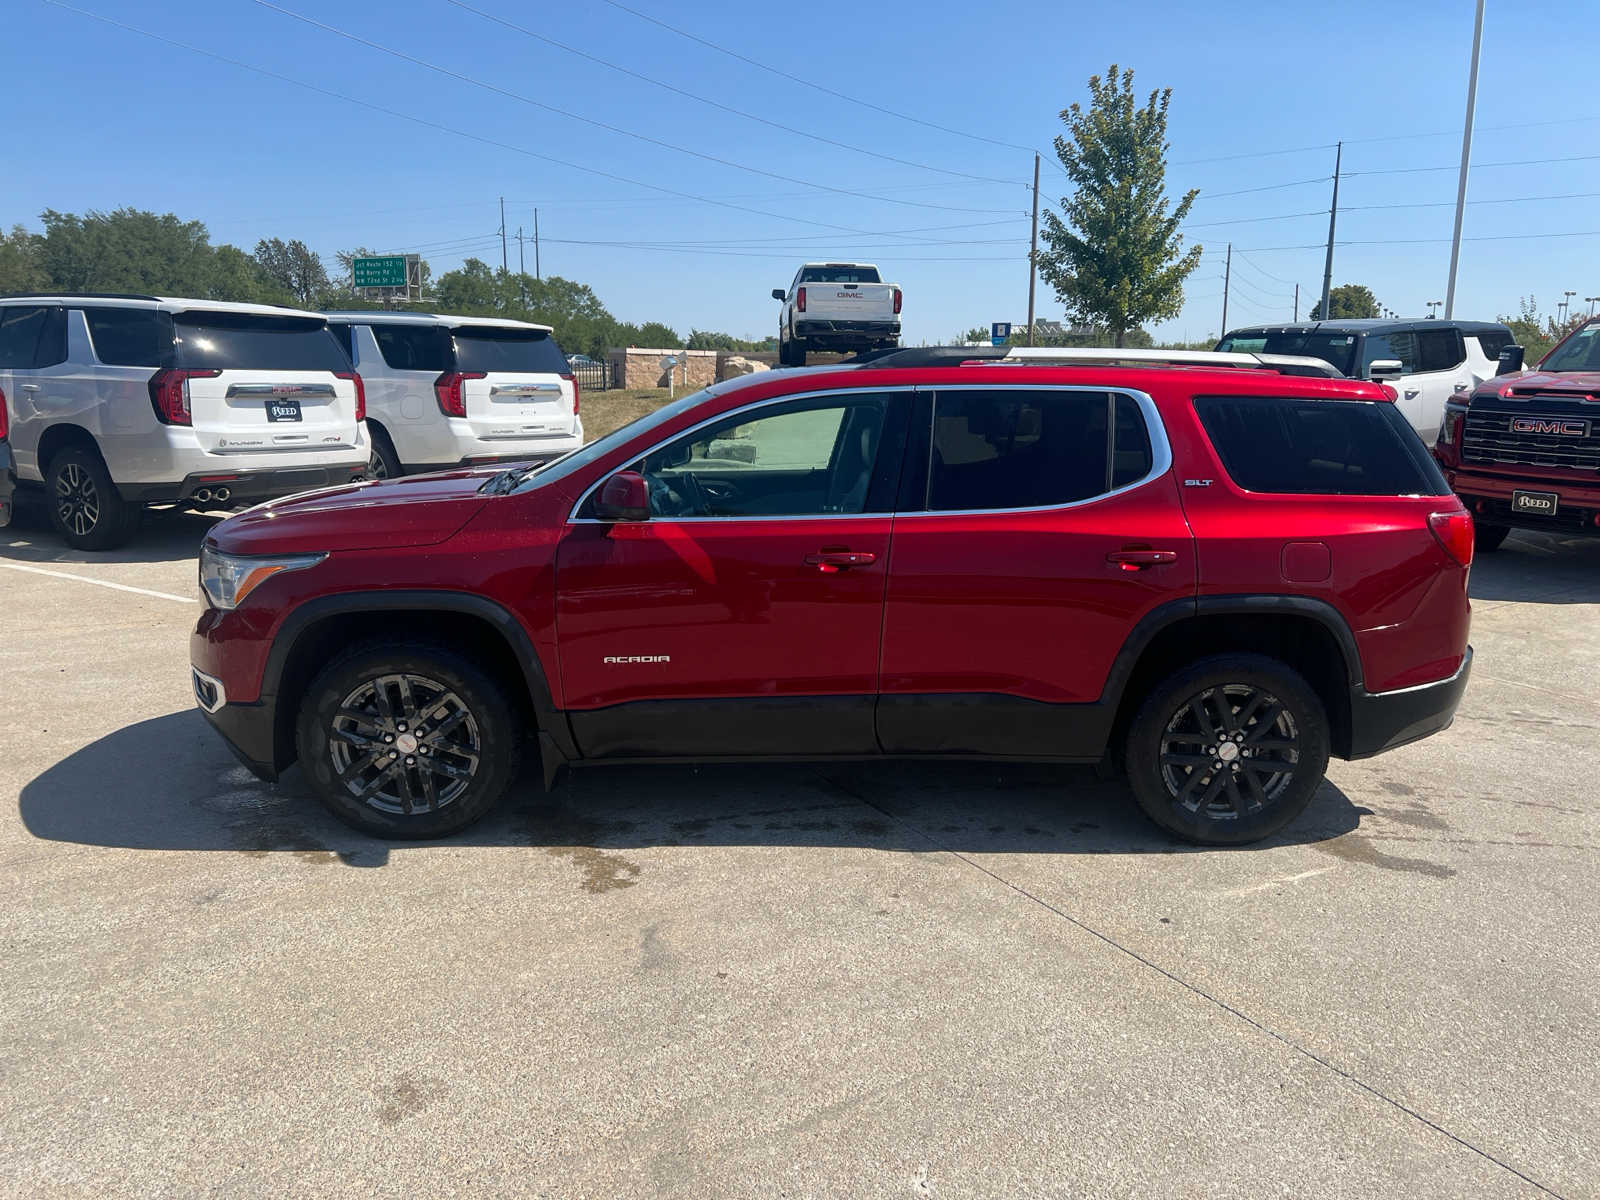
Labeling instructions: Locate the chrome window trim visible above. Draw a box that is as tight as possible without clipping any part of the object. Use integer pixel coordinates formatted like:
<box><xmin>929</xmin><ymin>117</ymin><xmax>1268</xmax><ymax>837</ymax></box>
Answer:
<box><xmin>902</xmin><ymin>384</ymin><xmax>1171</xmax><ymax>519</ymax></box>
<box><xmin>565</xmin><ymin>382</ymin><xmax>1172</xmax><ymax>525</ymax></box>
<box><xmin>566</xmin><ymin>385</ymin><xmax>915</xmax><ymax>524</ymax></box>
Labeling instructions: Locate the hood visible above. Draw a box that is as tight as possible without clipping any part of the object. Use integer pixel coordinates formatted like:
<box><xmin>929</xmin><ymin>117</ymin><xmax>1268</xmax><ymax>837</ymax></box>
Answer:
<box><xmin>208</xmin><ymin>467</ymin><xmax>500</xmax><ymax>555</ymax></box>
<box><xmin>1501</xmin><ymin>370</ymin><xmax>1600</xmax><ymax>396</ymax></box>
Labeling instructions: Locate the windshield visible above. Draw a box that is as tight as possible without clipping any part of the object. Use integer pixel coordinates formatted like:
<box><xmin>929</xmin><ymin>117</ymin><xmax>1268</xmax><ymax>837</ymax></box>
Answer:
<box><xmin>508</xmin><ymin>387</ymin><xmax>712</xmax><ymax>493</ymax></box>
<box><xmin>452</xmin><ymin>326</ymin><xmax>569</xmax><ymax>374</ymax></box>
<box><xmin>1542</xmin><ymin>321</ymin><xmax>1600</xmax><ymax>372</ymax></box>
<box><xmin>799</xmin><ymin>266</ymin><xmax>881</xmax><ymax>285</ymax></box>
<box><xmin>1215</xmin><ymin>329</ymin><xmax>1357</xmax><ymax>377</ymax></box>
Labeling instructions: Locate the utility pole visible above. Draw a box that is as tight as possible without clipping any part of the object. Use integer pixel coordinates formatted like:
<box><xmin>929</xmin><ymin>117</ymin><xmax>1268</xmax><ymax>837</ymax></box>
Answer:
<box><xmin>1221</xmin><ymin>242</ymin><xmax>1231</xmax><ymax>334</ymax></box>
<box><xmin>1293</xmin><ymin>283</ymin><xmax>1299</xmax><ymax>322</ymax></box>
<box><xmin>516</xmin><ymin>227</ymin><xmax>525</xmax><ymax>276</ymax></box>
<box><xmin>1026</xmin><ymin>152</ymin><xmax>1040</xmax><ymax>347</ymax></box>
<box><xmin>1320</xmin><ymin>141</ymin><xmax>1342</xmax><ymax>323</ymax></box>
<box><xmin>499</xmin><ymin>196</ymin><xmax>508</xmax><ymax>273</ymax></box>
<box><xmin>1445</xmin><ymin>0</ymin><xmax>1484</xmax><ymax>319</ymax></box>
<box><xmin>534</xmin><ymin>207</ymin><xmax>541</xmax><ymax>281</ymax></box>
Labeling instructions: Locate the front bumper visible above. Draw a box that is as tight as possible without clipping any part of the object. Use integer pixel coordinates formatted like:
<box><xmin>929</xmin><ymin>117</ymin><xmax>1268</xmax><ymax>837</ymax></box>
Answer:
<box><xmin>1445</xmin><ymin>467</ymin><xmax>1600</xmax><ymax>536</ymax></box>
<box><xmin>1346</xmin><ymin>647</ymin><xmax>1472</xmax><ymax>760</ymax></box>
<box><xmin>195</xmin><ymin>671</ymin><xmax>280</xmax><ymax>781</ymax></box>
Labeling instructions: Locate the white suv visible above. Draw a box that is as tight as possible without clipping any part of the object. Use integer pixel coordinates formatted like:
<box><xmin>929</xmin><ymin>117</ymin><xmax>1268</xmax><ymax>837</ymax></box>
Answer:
<box><xmin>0</xmin><ymin>295</ymin><xmax>369</xmax><ymax>549</ymax></box>
<box><xmin>323</xmin><ymin>312</ymin><xmax>583</xmax><ymax>478</ymax></box>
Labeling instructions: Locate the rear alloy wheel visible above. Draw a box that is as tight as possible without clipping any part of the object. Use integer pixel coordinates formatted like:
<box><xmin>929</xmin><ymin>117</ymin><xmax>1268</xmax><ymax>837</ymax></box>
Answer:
<box><xmin>1475</xmin><ymin>523</ymin><xmax>1511</xmax><ymax>552</ymax></box>
<box><xmin>47</xmin><ymin>446</ymin><xmax>139</xmax><ymax>551</ymax></box>
<box><xmin>297</xmin><ymin>642</ymin><xmax>522</xmax><ymax>838</ymax></box>
<box><xmin>1125</xmin><ymin>654</ymin><xmax>1330</xmax><ymax>845</ymax></box>
<box><xmin>368</xmin><ymin>427</ymin><xmax>403</xmax><ymax>480</ymax></box>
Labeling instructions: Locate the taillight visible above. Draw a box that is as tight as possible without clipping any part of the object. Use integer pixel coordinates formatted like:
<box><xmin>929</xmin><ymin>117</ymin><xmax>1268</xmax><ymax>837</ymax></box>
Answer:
<box><xmin>1429</xmin><ymin>509</ymin><xmax>1475</xmax><ymax>568</ymax></box>
<box><xmin>0</xmin><ymin>386</ymin><xmax>8</xmax><ymax>440</ymax></box>
<box><xmin>561</xmin><ymin>371</ymin><xmax>580</xmax><ymax>415</ymax></box>
<box><xmin>337</xmin><ymin>371</ymin><xmax>365</xmax><ymax>422</ymax></box>
<box><xmin>433</xmin><ymin>371</ymin><xmax>485</xmax><ymax>418</ymax></box>
<box><xmin>796</xmin><ymin>286</ymin><xmax>806</xmax><ymax>313</ymax></box>
<box><xmin>147</xmin><ymin>368</ymin><xmax>220</xmax><ymax>426</ymax></box>
<box><xmin>892</xmin><ymin>287</ymin><xmax>903</xmax><ymax>315</ymax></box>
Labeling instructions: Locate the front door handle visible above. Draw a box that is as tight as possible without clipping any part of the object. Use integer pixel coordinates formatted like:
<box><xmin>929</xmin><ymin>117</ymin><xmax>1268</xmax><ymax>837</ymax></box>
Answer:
<box><xmin>1107</xmin><ymin>549</ymin><xmax>1178</xmax><ymax>571</ymax></box>
<box><xmin>20</xmin><ymin>384</ymin><xmax>40</xmax><ymax>392</ymax></box>
<box><xmin>805</xmin><ymin>550</ymin><xmax>877</xmax><ymax>573</ymax></box>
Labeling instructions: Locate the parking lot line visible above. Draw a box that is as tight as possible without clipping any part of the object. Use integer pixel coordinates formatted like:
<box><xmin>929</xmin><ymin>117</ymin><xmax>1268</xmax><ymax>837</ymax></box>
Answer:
<box><xmin>0</xmin><ymin>562</ymin><xmax>194</xmax><ymax>605</ymax></box>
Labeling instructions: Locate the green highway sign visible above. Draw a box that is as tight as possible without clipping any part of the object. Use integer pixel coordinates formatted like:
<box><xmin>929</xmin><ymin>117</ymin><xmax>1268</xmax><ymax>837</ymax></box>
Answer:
<box><xmin>352</xmin><ymin>255</ymin><xmax>407</xmax><ymax>288</ymax></box>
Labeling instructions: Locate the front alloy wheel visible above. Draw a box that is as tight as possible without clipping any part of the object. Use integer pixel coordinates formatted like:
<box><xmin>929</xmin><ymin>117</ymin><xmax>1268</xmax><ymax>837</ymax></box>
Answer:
<box><xmin>328</xmin><ymin>673</ymin><xmax>482</xmax><ymax>816</ymax></box>
<box><xmin>298</xmin><ymin>641</ymin><xmax>522</xmax><ymax>838</ymax></box>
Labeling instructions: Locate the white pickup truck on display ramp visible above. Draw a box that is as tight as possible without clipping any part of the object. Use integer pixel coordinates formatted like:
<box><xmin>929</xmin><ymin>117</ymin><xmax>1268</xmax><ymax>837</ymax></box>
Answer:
<box><xmin>771</xmin><ymin>262</ymin><xmax>902</xmax><ymax>366</ymax></box>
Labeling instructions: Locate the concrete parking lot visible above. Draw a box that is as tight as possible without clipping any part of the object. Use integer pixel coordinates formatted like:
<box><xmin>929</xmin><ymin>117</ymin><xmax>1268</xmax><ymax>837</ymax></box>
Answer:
<box><xmin>2</xmin><ymin>504</ymin><xmax>1596</xmax><ymax>1198</ymax></box>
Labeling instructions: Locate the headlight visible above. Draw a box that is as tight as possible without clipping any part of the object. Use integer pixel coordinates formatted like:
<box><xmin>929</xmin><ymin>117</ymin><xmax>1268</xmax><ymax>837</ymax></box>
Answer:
<box><xmin>199</xmin><ymin>546</ymin><xmax>325</xmax><ymax>610</ymax></box>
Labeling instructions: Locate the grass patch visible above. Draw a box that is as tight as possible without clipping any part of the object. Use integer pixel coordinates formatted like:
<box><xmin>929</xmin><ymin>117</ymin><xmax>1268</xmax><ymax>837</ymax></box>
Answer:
<box><xmin>582</xmin><ymin>387</ymin><xmax>679</xmax><ymax>440</ymax></box>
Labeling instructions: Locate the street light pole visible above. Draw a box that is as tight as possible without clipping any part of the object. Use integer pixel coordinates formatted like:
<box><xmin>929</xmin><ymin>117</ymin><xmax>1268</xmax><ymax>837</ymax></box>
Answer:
<box><xmin>1319</xmin><ymin>142</ymin><xmax>1342</xmax><ymax>322</ymax></box>
<box><xmin>1563</xmin><ymin>290</ymin><xmax>1577</xmax><ymax>325</ymax></box>
<box><xmin>1587</xmin><ymin>296</ymin><xmax>1599</xmax><ymax>318</ymax></box>
<box><xmin>1444</xmin><ymin>0</ymin><xmax>1485</xmax><ymax>319</ymax></box>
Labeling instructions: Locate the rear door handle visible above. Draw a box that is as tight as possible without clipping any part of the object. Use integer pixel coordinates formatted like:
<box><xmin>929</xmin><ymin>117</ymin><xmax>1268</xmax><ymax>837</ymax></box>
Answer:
<box><xmin>1107</xmin><ymin>549</ymin><xmax>1178</xmax><ymax>571</ymax></box>
<box><xmin>20</xmin><ymin>384</ymin><xmax>40</xmax><ymax>392</ymax></box>
<box><xmin>805</xmin><ymin>550</ymin><xmax>877</xmax><ymax>573</ymax></box>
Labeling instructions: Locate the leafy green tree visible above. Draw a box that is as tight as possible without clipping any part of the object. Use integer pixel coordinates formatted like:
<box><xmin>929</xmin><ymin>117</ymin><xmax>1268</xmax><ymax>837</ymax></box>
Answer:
<box><xmin>253</xmin><ymin>238</ymin><xmax>329</xmax><ymax>307</ymax></box>
<box><xmin>1307</xmin><ymin>283</ymin><xmax>1379</xmax><ymax>321</ymax></box>
<box><xmin>0</xmin><ymin>225</ymin><xmax>46</xmax><ymax>293</ymax></box>
<box><xmin>1036</xmin><ymin>65</ymin><xmax>1201</xmax><ymax>346</ymax></box>
<box><xmin>633</xmin><ymin>322</ymin><xmax>681</xmax><ymax>347</ymax></box>
<box><xmin>37</xmin><ymin>209</ymin><xmax>217</xmax><ymax>295</ymax></box>
<box><xmin>209</xmin><ymin>244</ymin><xmax>296</xmax><ymax>305</ymax></box>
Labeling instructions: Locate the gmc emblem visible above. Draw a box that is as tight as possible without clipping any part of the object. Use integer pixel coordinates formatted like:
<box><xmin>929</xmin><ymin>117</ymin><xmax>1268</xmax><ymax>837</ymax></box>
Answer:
<box><xmin>1510</xmin><ymin>417</ymin><xmax>1588</xmax><ymax>436</ymax></box>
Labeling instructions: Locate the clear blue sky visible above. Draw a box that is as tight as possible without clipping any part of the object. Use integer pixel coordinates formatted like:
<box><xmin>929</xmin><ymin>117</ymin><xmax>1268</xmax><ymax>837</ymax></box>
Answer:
<box><xmin>6</xmin><ymin>0</ymin><xmax>1598</xmax><ymax>344</ymax></box>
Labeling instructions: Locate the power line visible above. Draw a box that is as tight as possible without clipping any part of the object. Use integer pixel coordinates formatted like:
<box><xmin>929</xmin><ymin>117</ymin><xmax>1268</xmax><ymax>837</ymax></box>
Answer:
<box><xmin>1233</xmin><ymin>252</ymin><xmax>1301</xmax><ymax>286</ymax></box>
<box><xmin>1344</xmin><ymin>190</ymin><xmax>1600</xmax><ymax>213</ymax></box>
<box><xmin>47</xmin><ymin>2</ymin><xmax>991</xmax><ymax>240</ymax></box>
<box><xmin>1193</xmin><ymin>176</ymin><xmax>1329</xmax><ymax>201</ymax></box>
<box><xmin>1172</xmin><ymin>114</ymin><xmax>1600</xmax><ymax>167</ymax></box>
<box><xmin>443</xmin><ymin>0</ymin><xmax>1016</xmax><ymax>187</ymax></box>
<box><xmin>256</xmin><ymin>2</ymin><xmax>1022</xmax><ymax>217</ymax></box>
<box><xmin>1346</xmin><ymin>152</ymin><xmax>1600</xmax><ymax>179</ymax></box>
<box><xmin>1184</xmin><ymin>209</ymin><xmax>1326</xmax><ymax>230</ymax></box>
<box><xmin>596</xmin><ymin>0</ymin><xmax>1040</xmax><ymax>156</ymax></box>
<box><xmin>1236</xmin><ymin>229</ymin><xmax>1600</xmax><ymax>252</ymax></box>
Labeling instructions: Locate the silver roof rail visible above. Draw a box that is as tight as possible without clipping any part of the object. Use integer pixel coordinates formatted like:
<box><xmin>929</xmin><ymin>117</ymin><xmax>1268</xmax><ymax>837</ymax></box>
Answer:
<box><xmin>997</xmin><ymin>346</ymin><xmax>1343</xmax><ymax>378</ymax></box>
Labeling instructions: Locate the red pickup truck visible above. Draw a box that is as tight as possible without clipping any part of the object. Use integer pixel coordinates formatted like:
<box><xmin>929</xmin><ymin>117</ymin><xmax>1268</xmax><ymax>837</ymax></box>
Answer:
<box><xmin>1434</xmin><ymin>319</ymin><xmax>1600</xmax><ymax>549</ymax></box>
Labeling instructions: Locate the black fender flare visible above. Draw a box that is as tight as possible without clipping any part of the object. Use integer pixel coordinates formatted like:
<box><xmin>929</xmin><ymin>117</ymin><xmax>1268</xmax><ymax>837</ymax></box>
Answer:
<box><xmin>1097</xmin><ymin>594</ymin><xmax>1366</xmax><ymax>712</ymax></box>
<box><xmin>263</xmin><ymin>589</ymin><xmax>577</xmax><ymax>760</ymax></box>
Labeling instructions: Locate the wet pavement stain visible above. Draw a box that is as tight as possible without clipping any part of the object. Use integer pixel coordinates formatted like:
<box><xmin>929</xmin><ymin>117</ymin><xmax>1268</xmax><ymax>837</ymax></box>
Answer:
<box><xmin>639</xmin><ymin>922</ymin><xmax>678</xmax><ymax>971</ymax></box>
<box><xmin>376</xmin><ymin>1073</ymin><xmax>441</xmax><ymax>1126</ymax></box>
<box><xmin>1315</xmin><ymin>834</ymin><xmax>1456</xmax><ymax>879</ymax></box>
<box><xmin>529</xmin><ymin>806</ymin><xmax>643</xmax><ymax>894</ymax></box>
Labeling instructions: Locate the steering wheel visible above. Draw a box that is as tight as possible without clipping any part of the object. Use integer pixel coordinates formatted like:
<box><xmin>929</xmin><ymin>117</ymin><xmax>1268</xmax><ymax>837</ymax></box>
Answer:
<box><xmin>643</xmin><ymin>469</ymin><xmax>708</xmax><ymax>518</ymax></box>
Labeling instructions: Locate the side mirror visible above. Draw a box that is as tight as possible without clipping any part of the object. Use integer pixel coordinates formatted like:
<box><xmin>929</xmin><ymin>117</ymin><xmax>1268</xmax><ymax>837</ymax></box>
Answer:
<box><xmin>771</xmin><ymin>288</ymin><xmax>786</xmax><ymax>302</ymax></box>
<box><xmin>594</xmin><ymin>470</ymin><xmax>650</xmax><ymax>522</ymax></box>
<box><xmin>1368</xmin><ymin>358</ymin><xmax>1405</xmax><ymax>381</ymax></box>
<box><xmin>1496</xmin><ymin>344</ymin><xmax>1525</xmax><ymax>375</ymax></box>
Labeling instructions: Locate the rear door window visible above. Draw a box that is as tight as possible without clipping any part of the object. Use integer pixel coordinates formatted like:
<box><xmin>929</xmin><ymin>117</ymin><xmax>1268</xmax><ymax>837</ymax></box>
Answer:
<box><xmin>0</xmin><ymin>306</ymin><xmax>55</xmax><ymax>368</ymax></box>
<box><xmin>172</xmin><ymin>312</ymin><xmax>348</xmax><ymax>371</ymax></box>
<box><xmin>1416</xmin><ymin>328</ymin><xmax>1464</xmax><ymax>373</ymax></box>
<box><xmin>84</xmin><ymin>307</ymin><xmax>174</xmax><ymax>366</ymax></box>
<box><xmin>1472</xmin><ymin>329</ymin><xmax>1512</xmax><ymax>360</ymax></box>
<box><xmin>372</xmin><ymin>324</ymin><xmax>452</xmax><ymax>372</ymax></box>
<box><xmin>1361</xmin><ymin>331</ymin><xmax>1418</xmax><ymax>374</ymax></box>
<box><xmin>926</xmin><ymin>389</ymin><xmax>1153</xmax><ymax>511</ymax></box>
<box><xmin>1194</xmin><ymin>395</ymin><xmax>1449</xmax><ymax>496</ymax></box>
<box><xmin>452</xmin><ymin>326</ymin><xmax>569</xmax><ymax>374</ymax></box>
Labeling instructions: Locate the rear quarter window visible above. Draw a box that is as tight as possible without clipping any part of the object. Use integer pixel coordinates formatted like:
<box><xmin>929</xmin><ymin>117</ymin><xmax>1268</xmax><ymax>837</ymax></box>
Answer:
<box><xmin>1194</xmin><ymin>395</ymin><xmax>1449</xmax><ymax>496</ymax></box>
<box><xmin>83</xmin><ymin>307</ymin><xmax>175</xmax><ymax>367</ymax></box>
<box><xmin>372</xmin><ymin>324</ymin><xmax>453</xmax><ymax>372</ymax></box>
<box><xmin>173</xmin><ymin>312</ymin><xmax>348</xmax><ymax>371</ymax></box>
<box><xmin>452</xmin><ymin>327</ymin><xmax>569</xmax><ymax>375</ymax></box>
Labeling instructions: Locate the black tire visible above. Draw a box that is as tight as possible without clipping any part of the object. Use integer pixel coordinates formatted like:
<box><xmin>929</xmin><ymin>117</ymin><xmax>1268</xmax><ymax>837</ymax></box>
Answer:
<box><xmin>46</xmin><ymin>445</ymin><xmax>139</xmax><ymax>551</ymax></box>
<box><xmin>1475</xmin><ymin>522</ymin><xmax>1511</xmax><ymax>552</ymax></box>
<box><xmin>296</xmin><ymin>641</ymin><xmax>523</xmax><ymax>838</ymax></box>
<box><xmin>791</xmin><ymin>335</ymin><xmax>808</xmax><ymax>366</ymax></box>
<box><xmin>368</xmin><ymin>425</ymin><xmax>404</xmax><ymax>480</ymax></box>
<box><xmin>1123</xmin><ymin>653</ymin><xmax>1330</xmax><ymax>846</ymax></box>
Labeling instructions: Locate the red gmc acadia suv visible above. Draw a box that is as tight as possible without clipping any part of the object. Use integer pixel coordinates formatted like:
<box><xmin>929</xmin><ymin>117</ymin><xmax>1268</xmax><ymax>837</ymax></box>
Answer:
<box><xmin>190</xmin><ymin>347</ymin><xmax>1475</xmax><ymax>846</ymax></box>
